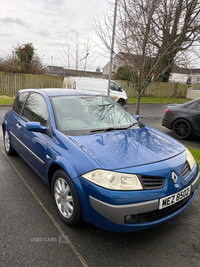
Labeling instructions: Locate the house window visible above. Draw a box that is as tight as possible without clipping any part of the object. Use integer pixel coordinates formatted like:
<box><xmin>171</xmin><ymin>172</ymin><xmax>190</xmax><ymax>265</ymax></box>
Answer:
<box><xmin>186</xmin><ymin>78</ymin><xmax>191</xmax><ymax>84</ymax></box>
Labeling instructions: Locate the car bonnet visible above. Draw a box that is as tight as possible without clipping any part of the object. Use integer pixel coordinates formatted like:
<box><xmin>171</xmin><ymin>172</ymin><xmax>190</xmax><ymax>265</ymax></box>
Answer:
<box><xmin>68</xmin><ymin>126</ymin><xmax>185</xmax><ymax>170</ymax></box>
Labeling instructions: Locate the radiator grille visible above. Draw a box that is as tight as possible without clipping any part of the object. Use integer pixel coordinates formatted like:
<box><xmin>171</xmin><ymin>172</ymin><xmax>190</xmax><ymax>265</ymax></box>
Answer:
<box><xmin>140</xmin><ymin>175</ymin><xmax>165</xmax><ymax>190</ymax></box>
<box><xmin>181</xmin><ymin>161</ymin><xmax>191</xmax><ymax>179</ymax></box>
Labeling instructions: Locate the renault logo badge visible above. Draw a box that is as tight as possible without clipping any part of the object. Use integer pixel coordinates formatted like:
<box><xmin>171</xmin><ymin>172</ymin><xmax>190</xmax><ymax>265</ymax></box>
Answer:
<box><xmin>171</xmin><ymin>171</ymin><xmax>178</xmax><ymax>184</ymax></box>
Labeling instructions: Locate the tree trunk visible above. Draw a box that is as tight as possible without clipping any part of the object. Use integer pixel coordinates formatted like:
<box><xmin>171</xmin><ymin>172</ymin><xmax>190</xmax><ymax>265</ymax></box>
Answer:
<box><xmin>154</xmin><ymin>54</ymin><xmax>173</xmax><ymax>82</ymax></box>
<box><xmin>135</xmin><ymin>89</ymin><xmax>141</xmax><ymax>115</ymax></box>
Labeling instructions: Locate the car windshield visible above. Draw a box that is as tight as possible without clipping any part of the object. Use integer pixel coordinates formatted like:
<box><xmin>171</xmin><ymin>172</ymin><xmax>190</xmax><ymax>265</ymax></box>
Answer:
<box><xmin>51</xmin><ymin>95</ymin><xmax>137</xmax><ymax>136</ymax></box>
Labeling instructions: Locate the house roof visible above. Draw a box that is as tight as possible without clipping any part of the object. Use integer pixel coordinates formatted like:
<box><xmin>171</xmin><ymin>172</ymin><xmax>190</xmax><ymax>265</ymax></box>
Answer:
<box><xmin>45</xmin><ymin>66</ymin><xmax>104</xmax><ymax>78</ymax></box>
<box><xmin>172</xmin><ymin>64</ymin><xmax>200</xmax><ymax>74</ymax></box>
<box><xmin>103</xmin><ymin>52</ymin><xmax>200</xmax><ymax>74</ymax></box>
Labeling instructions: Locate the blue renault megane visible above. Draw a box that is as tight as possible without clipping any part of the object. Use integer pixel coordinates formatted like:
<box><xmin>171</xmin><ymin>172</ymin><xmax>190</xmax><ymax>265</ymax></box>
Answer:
<box><xmin>2</xmin><ymin>88</ymin><xmax>200</xmax><ymax>232</ymax></box>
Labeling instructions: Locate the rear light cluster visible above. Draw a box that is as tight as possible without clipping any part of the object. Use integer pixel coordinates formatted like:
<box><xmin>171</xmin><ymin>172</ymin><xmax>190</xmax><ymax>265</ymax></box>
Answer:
<box><xmin>165</xmin><ymin>109</ymin><xmax>169</xmax><ymax>114</ymax></box>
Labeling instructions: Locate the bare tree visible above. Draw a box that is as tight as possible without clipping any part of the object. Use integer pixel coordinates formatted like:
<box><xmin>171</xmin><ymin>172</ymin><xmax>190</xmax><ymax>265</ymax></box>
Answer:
<box><xmin>94</xmin><ymin>0</ymin><xmax>200</xmax><ymax>114</ymax></box>
<box><xmin>152</xmin><ymin>0</ymin><xmax>200</xmax><ymax>81</ymax></box>
<box><xmin>61</xmin><ymin>31</ymin><xmax>80</xmax><ymax>75</ymax></box>
<box><xmin>61</xmin><ymin>31</ymin><xmax>97</xmax><ymax>75</ymax></box>
<box><xmin>74</xmin><ymin>30</ymin><xmax>80</xmax><ymax>75</ymax></box>
<box><xmin>61</xmin><ymin>36</ymin><xmax>73</xmax><ymax>76</ymax></box>
<box><xmin>80</xmin><ymin>37</ymin><xmax>91</xmax><ymax>75</ymax></box>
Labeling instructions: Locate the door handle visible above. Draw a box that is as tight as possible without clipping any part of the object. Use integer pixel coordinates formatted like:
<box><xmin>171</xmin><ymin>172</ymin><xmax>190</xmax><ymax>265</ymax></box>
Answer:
<box><xmin>16</xmin><ymin>123</ymin><xmax>21</xmax><ymax>129</ymax></box>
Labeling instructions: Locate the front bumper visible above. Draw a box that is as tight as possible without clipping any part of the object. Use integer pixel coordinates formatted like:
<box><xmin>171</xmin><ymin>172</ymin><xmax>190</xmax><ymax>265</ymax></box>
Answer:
<box><xmin>89</xmin><ymin>171</ymin><xmax>200</xmax><ymax>226</ymax></box>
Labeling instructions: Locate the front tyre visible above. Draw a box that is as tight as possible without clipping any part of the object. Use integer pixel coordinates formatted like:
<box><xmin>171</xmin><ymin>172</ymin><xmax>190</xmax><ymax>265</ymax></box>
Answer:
<box><xmin>3</xmin><ymin>128</ymin><xmax>16</xmax><ymax>155</ymax></box>
<box><xmin>51</xmin><ymin>170</ymin><xmax>82</xmax><ymax>226</ymax></box>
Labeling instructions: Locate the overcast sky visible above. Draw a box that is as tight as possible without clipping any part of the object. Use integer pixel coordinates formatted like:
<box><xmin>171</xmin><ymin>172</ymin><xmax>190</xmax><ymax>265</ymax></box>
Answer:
<box><xmin>0</xmin><ymin>0</ymin><xmax>110</xmax><ymax>71</ymax></box>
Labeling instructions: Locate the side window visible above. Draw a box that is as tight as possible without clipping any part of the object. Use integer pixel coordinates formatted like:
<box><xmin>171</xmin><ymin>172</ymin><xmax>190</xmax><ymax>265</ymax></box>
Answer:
<box><xmin>194</xmin><ymin>102</ymin><xmax>200</xmax><ymax>111</ymax></box>
<box><xmin>110</xmin><ymin>82</ymin><xmax>118</xmax><ymax>91</ymax></box>
<box><xmin>22</xmin><ymin>93</ymin><xmax>49</xmax><ymax>126</ymax></box>
<box><xmin>12</xmin><ymin>92</ymin><xmax>29</xmax><ymax>115</ymax></box>
<box><xmin>185</xmin><ymin>102</ymin><xmax>198</xmax><ymax>110</ymax></box>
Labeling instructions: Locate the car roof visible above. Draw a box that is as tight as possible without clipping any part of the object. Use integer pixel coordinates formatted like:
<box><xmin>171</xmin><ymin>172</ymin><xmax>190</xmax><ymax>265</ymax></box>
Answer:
<box><xmin>18</xmin><ymin>88</ymin><xmax>100</xmax><ymax>97</ymax></box>
<box><xmin>168</xmin><ymin>97</ymin><xmax>200</xmax><ymax>108</ymax></box>
<box><xmin>182</xmin><ymin>97</ymin><xmax>200</xmax><ymax>106</ymax></box>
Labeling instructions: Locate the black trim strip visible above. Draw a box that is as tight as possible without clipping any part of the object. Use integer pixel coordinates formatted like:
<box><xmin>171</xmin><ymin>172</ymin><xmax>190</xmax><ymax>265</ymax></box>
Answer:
<box><xmin>10</xmin><ymin>131</ymin><xmax>45</xmax><ymax>166</ymax></box>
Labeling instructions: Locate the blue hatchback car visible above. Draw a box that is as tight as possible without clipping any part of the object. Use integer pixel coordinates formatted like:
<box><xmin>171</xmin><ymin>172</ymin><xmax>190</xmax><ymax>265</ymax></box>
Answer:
<box><xmin>2</xmin><ymin>88</ymin><xmax>200</xmax><ymax>233</ymax></box>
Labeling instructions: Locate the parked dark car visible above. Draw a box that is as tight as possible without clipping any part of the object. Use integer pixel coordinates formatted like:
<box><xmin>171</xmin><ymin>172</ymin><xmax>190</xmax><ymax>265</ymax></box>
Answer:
<box><xmin>162</xmin><ymin>98</ymin><xmax>200</xmax><ymax>139</ymax></box>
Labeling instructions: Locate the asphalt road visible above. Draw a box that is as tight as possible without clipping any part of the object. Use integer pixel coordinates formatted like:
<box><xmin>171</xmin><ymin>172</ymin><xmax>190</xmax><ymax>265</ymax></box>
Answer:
<box><xmin>0</xmin><ymin>104</ymin><xmax>200</xmax><ymax>267</ymax></box>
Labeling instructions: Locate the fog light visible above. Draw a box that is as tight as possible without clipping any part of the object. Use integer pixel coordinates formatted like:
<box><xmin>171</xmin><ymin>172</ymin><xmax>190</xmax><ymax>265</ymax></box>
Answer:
<box><xmin>125</xmin><ymin>215</ymin><xmax>133</xmax><ymax>223</ymax></box>
<box><xmin>125</xmin><ymin>214</ymin><xmax>138</xmax><ymax>223</ymax></box>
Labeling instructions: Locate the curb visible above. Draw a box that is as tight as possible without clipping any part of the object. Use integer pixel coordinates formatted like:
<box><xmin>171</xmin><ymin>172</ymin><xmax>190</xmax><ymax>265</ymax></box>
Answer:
<box><xmin>0</xmin><ymin>105</ymin><xmax>12</xmax><ymax>107</ymax></box>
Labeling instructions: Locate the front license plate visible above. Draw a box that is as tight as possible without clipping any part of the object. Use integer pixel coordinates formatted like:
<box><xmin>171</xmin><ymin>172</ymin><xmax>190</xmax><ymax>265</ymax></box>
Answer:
<box><xmin>159</xmin><ymin>186</ymin><xmax>191</xmax><ymax>210</ymax></box>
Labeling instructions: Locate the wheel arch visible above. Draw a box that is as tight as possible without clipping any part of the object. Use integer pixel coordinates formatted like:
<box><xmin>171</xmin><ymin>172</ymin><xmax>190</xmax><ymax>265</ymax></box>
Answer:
<box><xmin>48</xmin><ymin>163</ymin><xmax>62</xmax><ymax>189</ymax></box>
<box><xmin>47</xmin><ymin>159</ymin><xmax>78</xmax><ymax>190</ymax></box>
<box><xmin>47</xmin><ymin>161</ymin><xmax>91</xmax><ymax>222</ymax></box>
<box><xmin>2</xmin><ymin>122</ymin><xmax>7</xmax><ymax>133</ymax></box>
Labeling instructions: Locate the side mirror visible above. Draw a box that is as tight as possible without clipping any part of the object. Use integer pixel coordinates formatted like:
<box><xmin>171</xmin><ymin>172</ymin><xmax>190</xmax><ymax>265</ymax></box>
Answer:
<box><xmin>133</xmin><ymin>114</ymin><xmax>139</xmax><ymax>121</ymax></box>
<box><xmin>26</xmin><ymin>122</ymin><xmax>46</xmax><ymax>133</ymax></box>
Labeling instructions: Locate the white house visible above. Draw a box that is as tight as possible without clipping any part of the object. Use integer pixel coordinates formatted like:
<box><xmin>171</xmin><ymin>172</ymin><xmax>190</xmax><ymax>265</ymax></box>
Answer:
<box><xmin>169</xmin><ymin>65</ymin><xmax>200</xmax><ymax>84</ymax></box>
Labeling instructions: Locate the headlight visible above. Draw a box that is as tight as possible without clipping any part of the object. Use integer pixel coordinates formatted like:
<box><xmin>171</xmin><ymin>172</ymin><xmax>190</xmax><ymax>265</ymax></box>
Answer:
<box><xmin>186</xmin><ymin>148</ymin><xmax>195</xmax><ymax>170</ymax></box>
<box><xmin>82</xmin><ymin>170</ymin><xmax>143</xmax><ymax>190</ymax></box>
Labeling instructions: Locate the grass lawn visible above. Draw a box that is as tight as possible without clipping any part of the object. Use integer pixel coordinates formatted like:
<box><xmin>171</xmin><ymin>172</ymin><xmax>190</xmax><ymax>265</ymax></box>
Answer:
<box><xmin>0</xmin><ymin>95</ymin><xmax>191</xmax><ymax>105</ymax></box>
<box><xmin>0</xmin><ymin>95</ymin><xmax>15</xmax><ymax>105</ymax></box>
<box><xmin>128</xmin><ymin>97</ymin><xmax>190</xmax><ymax>104</ymax></box>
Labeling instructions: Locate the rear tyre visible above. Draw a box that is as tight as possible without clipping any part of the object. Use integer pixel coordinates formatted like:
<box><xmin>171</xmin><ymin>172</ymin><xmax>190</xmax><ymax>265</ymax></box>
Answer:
<box><xmin>172</xmin><ymin>119</ymin><xmax>192</xmax><ymax>139</ymax></box>
<box><xmin>51</xmin><ymin>170</ymin><xmax>82</xmax><ymax>226</ymax></box>
<box><xmin>118</xmin><ymin>99</ymin><xmax>125</xmax><ymax>106</ymax></box>
<box><xmin>3</xmin><ymin>128</ymin><xmax>16</xmax><ymax>155</ymax></box>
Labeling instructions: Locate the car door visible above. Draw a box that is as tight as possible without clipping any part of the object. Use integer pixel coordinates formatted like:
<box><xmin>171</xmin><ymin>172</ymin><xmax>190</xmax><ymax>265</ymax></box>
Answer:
<box><xmin>13</xmin><ymin>92</ymin><xmax>50</xmax><ymax>180</ymax></box>
<box><xmin>189</xmin><ymin>100</ymin><xmax>200</xmax><ymax>136</ymax></box>
<box><xmin>109</xmin><ymin>81</ymin><xmax>121</xmax><ymax>101</ymax></box>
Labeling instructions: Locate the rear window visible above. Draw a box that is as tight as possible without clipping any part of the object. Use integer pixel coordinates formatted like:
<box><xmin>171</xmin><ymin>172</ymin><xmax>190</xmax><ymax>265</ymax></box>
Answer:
<box><xmin>184</xmin><ymin>102</ymin><xmax>197</xmax><ymax>110</ymax></box>
<box><xmin>193</xmin><ymin>102</ymin><xmax>200</xmax><ymax>111</ymax></box>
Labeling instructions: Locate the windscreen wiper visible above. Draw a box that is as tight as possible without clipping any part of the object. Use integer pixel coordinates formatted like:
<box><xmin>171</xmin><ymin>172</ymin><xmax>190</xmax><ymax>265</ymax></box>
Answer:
<box><xmin>89</xmin><ymin>123</ymin><xmax>137</xmax><ymax>133</ymax></box>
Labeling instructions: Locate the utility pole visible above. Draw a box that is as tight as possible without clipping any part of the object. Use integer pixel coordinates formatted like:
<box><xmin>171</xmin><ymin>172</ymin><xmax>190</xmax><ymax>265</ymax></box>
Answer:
<box><xmin>51</xmin><ymin>56</ymin><xmax>53</xmax><ymax>74</ymax></box>
<box><xmin>107</xmin><ymin>0</ymin><xmax>118</xmax><ymax>96</ymax></box>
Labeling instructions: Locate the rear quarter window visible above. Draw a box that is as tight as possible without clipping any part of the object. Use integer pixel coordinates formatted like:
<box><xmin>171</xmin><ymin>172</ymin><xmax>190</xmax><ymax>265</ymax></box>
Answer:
<box><xmin>185</xmin><ymin>102</ymin><xmax>198</xmax><ymax>110</ymax></box>
<box><xmin>194</xmin><ymin>102</ymin><xmax>200</xmax><ymax>111</ymax></box>
<box><xmin>12</xmin><ymin>92</ymin><xmax>29</xmax><ymax>115</ymax></box>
